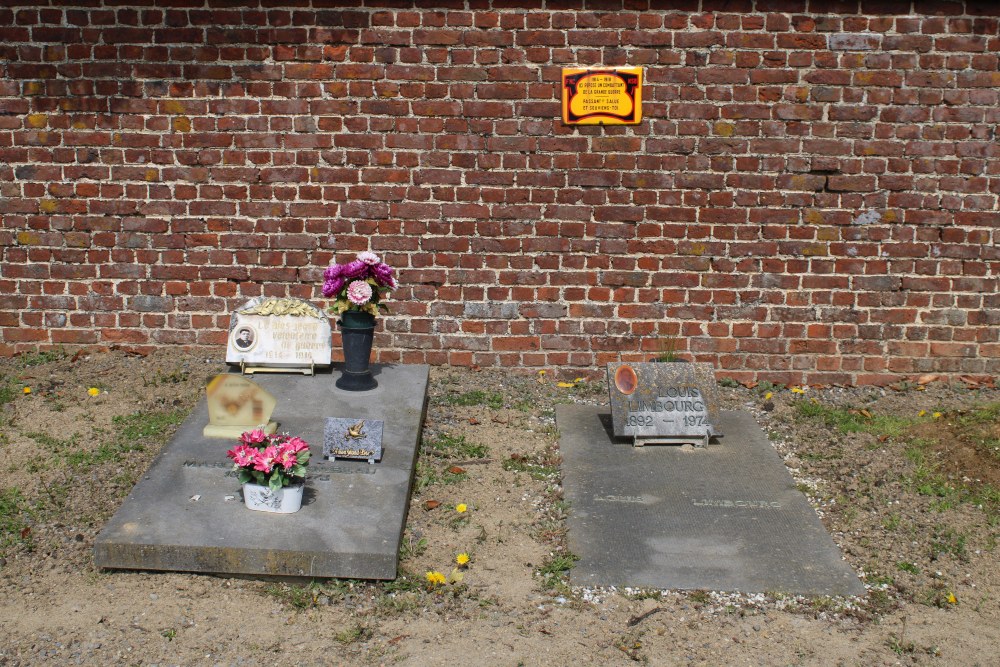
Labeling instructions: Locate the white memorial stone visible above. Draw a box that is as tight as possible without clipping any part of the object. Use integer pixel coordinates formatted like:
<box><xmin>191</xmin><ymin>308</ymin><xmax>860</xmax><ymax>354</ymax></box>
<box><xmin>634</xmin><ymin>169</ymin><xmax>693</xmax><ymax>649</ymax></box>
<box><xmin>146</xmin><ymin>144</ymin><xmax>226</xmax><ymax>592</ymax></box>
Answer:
<box><xmin>226</xmin><ymin>297</ymin><xmax>332</xmax><ymax>370</ymax></box>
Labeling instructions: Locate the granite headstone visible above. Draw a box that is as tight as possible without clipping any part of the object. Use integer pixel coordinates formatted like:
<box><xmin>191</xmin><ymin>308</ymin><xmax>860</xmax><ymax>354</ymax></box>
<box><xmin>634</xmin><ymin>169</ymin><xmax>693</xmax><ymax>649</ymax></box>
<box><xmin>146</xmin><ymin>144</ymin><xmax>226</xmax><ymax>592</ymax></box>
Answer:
<box><xmin>323</xmin><ymin>417</ymin><xmax>384</xmax><ymax>464</ymax></box>
<box><xmin>607</xmin><ymin>361</ymin><xmax>722</xmax><ymax>447</ymax></box>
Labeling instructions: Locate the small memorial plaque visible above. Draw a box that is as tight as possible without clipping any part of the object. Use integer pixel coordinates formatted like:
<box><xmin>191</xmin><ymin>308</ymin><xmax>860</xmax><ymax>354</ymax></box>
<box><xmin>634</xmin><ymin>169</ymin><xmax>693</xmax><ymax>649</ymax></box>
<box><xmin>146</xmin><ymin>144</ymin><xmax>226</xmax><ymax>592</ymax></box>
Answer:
<box><xmin>226</xmin><ymin>297</ymin><xmax>332</xmax><ymax>371</ymax></box>
<box><xmin>562</xmin><ymin>66</ymin><xmax>643</xmax><ymax>126</ymax></box>
<box><xmin>323</xmin><ymin>417</ymin><xmax>384</xmax><ymax>464</ymax></box>
<box><xmin>607</xmin><ymin>362</ymin><xmax>722</xmax><ymax>447</ymax></box>
<box><xmin>203</xmin><ymin>374</ymin><xmax>278</xmax><ymax>439</ymax></box>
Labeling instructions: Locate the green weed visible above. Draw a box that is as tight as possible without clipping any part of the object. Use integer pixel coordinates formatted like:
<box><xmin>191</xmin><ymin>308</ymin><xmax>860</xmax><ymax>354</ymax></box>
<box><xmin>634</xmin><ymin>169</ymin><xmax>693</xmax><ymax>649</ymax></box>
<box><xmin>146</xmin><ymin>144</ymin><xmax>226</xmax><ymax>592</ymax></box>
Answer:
<box><xmin>896</xmin><ymin>561</ymin><xmax>919</xmax><ymax>574</ymax></box>
<box><xmin>796</xmin><ymin>402</ymin><xmax>914</xmax><ymax>438</ymax></box>
<box><xmin>18</xmin><ymin>347</ymin><xmax>66</xmax><ymax>367</ymax></box>
<box><xmin>423</xmin><ymin>433</ymin><xmax>488</xmax><ymax>460</ymax></box>
<box><xmin>0</xmin><ymin>375</ymin><xmax>16</xmax><ymax>406</ymax></box>
<box><xmin>113</xmin><ymin>409</ymin><xmax>186</xmax><ymax>442</ymax></box>
<box><xmin>441</xmin><ymin>390</ymin><xmax>504</xmax><ymax>410</ymax></box>
<box><xmin>0</xmin><ymin>487</ymin><xmax>33</xmax><ymax>555</ymax></box>
<box><xmin>334</xmin><ymin>624</ymin><xmax>372</xmax><ymax>645</ymax></box>
<box><xmin>503</xmin><ymin>456</ymin><xmax>559</xmax><ymax>480</ymax></box>
<box><xmin>536</xmin><ymin>551</ymin><xmax>578</xmax><ymax>591</ymax></box>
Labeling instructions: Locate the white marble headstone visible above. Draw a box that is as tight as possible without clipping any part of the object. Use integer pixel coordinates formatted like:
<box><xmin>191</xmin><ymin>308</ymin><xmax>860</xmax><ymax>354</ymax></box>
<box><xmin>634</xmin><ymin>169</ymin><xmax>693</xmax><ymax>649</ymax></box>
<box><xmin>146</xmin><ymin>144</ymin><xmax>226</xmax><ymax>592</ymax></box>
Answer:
<box><xmin>226</xmin><ymin>297</ymin><xmax>332</xmax><ymax>369</ymax></box>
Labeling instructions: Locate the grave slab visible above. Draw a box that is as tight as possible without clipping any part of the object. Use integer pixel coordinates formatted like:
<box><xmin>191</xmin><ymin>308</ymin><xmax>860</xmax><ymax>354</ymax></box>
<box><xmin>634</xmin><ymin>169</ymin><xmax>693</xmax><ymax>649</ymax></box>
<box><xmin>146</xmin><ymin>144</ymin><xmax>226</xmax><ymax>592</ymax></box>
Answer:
<box><xmin>558</xmin><ymin>405</ymin><xmax>865</xmax><ymax>596</ymax></box>
<box><xmin>95</xmin><ymin>364</ymin><xmax>428</xmax><ymax>580</ymax></box>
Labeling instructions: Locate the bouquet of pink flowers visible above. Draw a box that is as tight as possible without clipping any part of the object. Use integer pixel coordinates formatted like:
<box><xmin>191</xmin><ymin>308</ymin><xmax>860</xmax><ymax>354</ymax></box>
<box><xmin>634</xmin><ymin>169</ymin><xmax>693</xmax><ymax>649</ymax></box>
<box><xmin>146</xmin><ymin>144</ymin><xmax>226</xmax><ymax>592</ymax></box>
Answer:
<box><xmin>226</xmin><ymin>429</ymin><xmax>311</xmax><ymax>491</ymax></box>
<box><xmin>321</xmin><ymin>251</ymin><xmax>397</xmax><ymax>317</ymax></box>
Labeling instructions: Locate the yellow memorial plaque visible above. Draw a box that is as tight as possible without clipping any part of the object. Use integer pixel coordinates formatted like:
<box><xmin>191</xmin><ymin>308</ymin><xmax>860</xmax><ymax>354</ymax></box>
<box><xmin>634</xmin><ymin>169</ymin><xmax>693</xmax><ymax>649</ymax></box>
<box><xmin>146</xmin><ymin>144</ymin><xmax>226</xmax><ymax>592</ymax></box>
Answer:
<box><xmin>203</xmin><ymin>374</ymin><xmax>278</xmax><ymax>439</ymax></box>
<box><xmin>561</xmin><ymin>67</ymin><xmax>642</xmax><ymax>125</ymax></box>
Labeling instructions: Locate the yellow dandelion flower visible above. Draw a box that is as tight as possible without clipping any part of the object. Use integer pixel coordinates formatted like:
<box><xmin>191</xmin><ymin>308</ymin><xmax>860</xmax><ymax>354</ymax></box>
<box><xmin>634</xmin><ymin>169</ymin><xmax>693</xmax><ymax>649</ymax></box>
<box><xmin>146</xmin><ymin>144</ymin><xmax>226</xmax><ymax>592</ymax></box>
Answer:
<box><xmin>87</xmin><ymin>387</ymin><xmax>100</xmax><ymax>397</ymax></box>
<box><xmin>573</xmin><ymin>377</ymin><xmax>585</xmax><ymax>383</ymax></box>
<box><xmin>933</xmin><ymin>412</ymin><xmax>942</xmax><ymax>419</ymax></box>
<box><xmin>790</xmin><ymin>387</ymin><xmax>805</xmax><ymax>394</ymax></box>
<box><xmin>456</xmin><ymin>553</ymin><xmax>470</xmax><ymax>566</ymax></box>
<box><xmin>946</xmin><ymin>592</ymin><xmax>957</xmax><ymax>604</ymax></box>
<box><xmin>764</xmin><ymin>391</ymin><xmax>773</xmax><ymax>400</ymax></box>
<box><xmin>538</xmin><ymin>369</ymin><xmax>546</xmax><ymax>375</ymax></box>
<box><xmin>557</xmin><ymin>381</ymin><xmax>576</xmax><ymax>388</ymax></box>
<box><xmin>810</xmin><ymin>397</ymin><xmax>820</xmax><ymax>404</ymax></box>
<box><xmin>455</xmin><ymin>503</ymin><xmax>467</xmax><ymax>514</ymax></box>
<box><xmin>425</xmin><ymin>571</ymin><xmax>446</xmax><ymax>586</ymax></box>
<box><xmin>22</xmin><ymin>387</ymin><xmax>31</xmax><ymax>395</ymax></box>
<box><xmin>918</xmin><ymin>410</ymin><xmax>926</xmax><ymax>417</ymax></box>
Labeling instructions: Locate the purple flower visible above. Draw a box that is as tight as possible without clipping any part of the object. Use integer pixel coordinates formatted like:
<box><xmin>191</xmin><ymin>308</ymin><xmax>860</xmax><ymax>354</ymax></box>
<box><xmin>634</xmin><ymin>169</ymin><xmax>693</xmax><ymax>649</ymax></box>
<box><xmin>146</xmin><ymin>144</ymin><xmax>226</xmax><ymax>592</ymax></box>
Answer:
<box><xmin>372</xmin><ymin>263</ymin><xmax>397</xmax><ymax>289</ymax></box>
<box><xmin>357</xmin><ymin>251</ymin><xmax>379</xmax><ymax>266</ymax></box>
<box><xmin>342</xmin><ymin>260</ymin><xmax>368</xmax><ymax>280</ymax></box>
<box><xmin>346</xmin><ymin>280</ymin><xmax>373</xmax><ymax>305</ymax></box>
<box><xmin>323</xmin><ymin>262</ymin><xmax>343</xmax><ymax>281</ymax></box>
<box><xmin>322</xmin><ymin>275</ymin><xmax>346</xmax><ymax>298</ymax></box>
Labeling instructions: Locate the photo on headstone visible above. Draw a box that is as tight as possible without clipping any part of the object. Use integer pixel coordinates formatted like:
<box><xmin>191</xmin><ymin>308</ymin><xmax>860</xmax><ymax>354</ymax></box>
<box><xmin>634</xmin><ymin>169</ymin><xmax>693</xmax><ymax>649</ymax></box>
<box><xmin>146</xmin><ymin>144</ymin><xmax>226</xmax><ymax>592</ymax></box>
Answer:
<box><xmin>226</xmin><ymin>297</ymin><xmax>332</xmax><ymax>372</ymax></box>
<box><xmin>606</xmin><ymin>361</ymin><xmax>722</xmax><ymax>447</ymax></box>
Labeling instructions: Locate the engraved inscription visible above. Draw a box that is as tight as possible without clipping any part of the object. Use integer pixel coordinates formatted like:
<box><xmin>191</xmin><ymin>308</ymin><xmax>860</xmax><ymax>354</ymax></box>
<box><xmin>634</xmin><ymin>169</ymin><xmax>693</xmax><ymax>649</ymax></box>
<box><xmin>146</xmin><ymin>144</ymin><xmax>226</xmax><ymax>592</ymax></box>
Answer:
<box><xmin>594</xmin><ymin>494</ymin><xmax>645</xmax><ymax>504</ymax></box>
<box><xmin>692</xmin><ymin>499</ymin><xmax>782</xmax><ymax>509</ymax></box>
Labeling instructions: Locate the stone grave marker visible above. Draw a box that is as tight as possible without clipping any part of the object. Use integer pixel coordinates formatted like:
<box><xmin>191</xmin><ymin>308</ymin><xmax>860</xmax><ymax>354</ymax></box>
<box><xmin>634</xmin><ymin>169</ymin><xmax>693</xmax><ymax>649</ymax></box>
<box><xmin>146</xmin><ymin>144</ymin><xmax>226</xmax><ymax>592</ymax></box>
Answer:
<box><xmin>226</xmin><ymin>297</ymin><xmax>332</xmax><ymax>373</ymax></box>
<box><xmin>607</xmin><ymin>361</ymin><xmax>722</xmax><ymax>447</ymax></box>
<box><xmin>324</xmin><ymin>417</ymin><xmax>384</xmax><ymax>464</ymax></box>
<box><xmin>558</xmin><ymin>405</ymin><xmax>865</xmax><ymax>596</ymax></box>
<box><xmin>203</xmin><ymin>374</ymin><xmax>278</xmax><ymax>439</ymax></box>
<box><xmin>94</xmin><ymin>364</ymin><xmax>429</xmax><ymax>580</ymax></box>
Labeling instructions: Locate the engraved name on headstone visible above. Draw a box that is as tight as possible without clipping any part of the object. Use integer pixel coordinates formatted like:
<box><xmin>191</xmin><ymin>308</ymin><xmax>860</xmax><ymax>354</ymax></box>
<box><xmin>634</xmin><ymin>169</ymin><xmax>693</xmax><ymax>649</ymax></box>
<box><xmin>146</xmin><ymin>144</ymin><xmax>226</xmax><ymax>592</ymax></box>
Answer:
<box><xmin>607</xmin><ymin>361</ymin><xmax>722</xmax><ymax>447</ymax></box>
<box><xmin>323</xmin><ymin>417</ymin><xmax>384</xmax><ymax>464</ymax></box>
<box><xmin>226</xmin><ymin>297</ymin><xmax>332</xmax><ymax>370</ymax></box>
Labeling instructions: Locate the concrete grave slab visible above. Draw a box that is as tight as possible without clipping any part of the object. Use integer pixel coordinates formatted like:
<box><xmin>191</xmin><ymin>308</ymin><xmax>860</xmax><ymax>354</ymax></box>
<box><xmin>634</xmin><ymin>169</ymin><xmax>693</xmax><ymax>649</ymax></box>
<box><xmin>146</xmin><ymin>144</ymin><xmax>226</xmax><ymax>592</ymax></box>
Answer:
<box><xmin>558</xmin><ymin>405</ymin><xmax>865</xmax><ymax>596</ymax></box>
<box><xmin>95</xmin><ymin>364</ymin><xmax>428</xmax><ymax>580</ymax></box>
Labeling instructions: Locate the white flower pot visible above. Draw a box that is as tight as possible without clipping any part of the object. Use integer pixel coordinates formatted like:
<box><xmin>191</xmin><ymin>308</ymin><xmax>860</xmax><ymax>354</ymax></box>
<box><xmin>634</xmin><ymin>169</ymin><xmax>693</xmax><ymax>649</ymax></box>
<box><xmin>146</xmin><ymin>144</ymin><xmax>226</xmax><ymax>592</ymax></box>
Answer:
<box><xmin>242</xmin><ymin>482</ymin><xmax>304</xmax><ymax>514</ymax></box>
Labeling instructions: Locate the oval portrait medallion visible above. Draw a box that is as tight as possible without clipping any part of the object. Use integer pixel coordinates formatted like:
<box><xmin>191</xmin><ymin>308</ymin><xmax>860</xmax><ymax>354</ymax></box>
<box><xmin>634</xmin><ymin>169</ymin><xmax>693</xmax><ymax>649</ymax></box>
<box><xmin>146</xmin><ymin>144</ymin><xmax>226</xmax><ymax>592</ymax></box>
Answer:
<box><xmin>614</xmin><ymin>365</ymin><xmax>639</xmax><ymax>395</ymax></box>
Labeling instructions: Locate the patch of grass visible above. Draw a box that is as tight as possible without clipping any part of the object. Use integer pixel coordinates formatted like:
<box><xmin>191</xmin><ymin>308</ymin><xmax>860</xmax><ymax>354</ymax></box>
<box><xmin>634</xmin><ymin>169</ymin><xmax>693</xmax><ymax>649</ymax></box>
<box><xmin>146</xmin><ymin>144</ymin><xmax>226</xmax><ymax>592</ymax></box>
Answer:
<box><xmin>930</xmin><ymin>526</ymin><xmax>968</xmax><ymax>562</ymax></box>
<box><xmin>717</xmin><ymin>377</ymin><xmax>739</xmax><ymax>388</ymax></box>
<box><xmin>18</xmin><ymin>347</ymin><xmax>66</xmax><ymax>367</ymax></box>
<box><xmin>796</xmin><ymin>402</ymin><xmax>915</xmax><ymax>438</ymax></box>
<box><xmin>334</xmin><ymin>624</ymin><xmax>372</xmax><ymax>645</ymax></box>
<box><xmin>897</xmin><ymin>561</ymin><xmax>919</xmax><ymax>575</ymax></box>
<box><xmin>398</xmin><ymin>534</ymin><xmax>427</xmax><ymax>561</ymax></box>
<box><xmin>423</xmin><ymin>433</ymin><xmax>488</xmax><ymax>460</ymax></box>
<box><xmin>263</xmin><ymin>582</ymin><xmax>321</xmax><ymax>609</ymax></box>
<box><xmin>0</xmin><ymin>375</ymin><xmax>17</xmax><ymax>406</ymax></box>
<box><xmin>503</xmin><ymin>450</ymin><xmax>560</xmax><ymax>481</ymax></box>
<box><xmin>113</xmin><ymin>409</ymin><xmax>186</xmax><ymax>442</ymax></box>
<box><xmin>442</xmin><ymin>389</ymin><xmax>504</xmax><ymax>410</ymax></box>
<box><xmin>145</xmin><ymin>368</ymin><xmax>190</xmax><ymax>387</ymax></box>
<box><xmin>951</xmin><ymin>402</ymin><xmax>1000</xmax><ymax>461</ymax></box>
<box><xmin>0</xmin><ymin>487</ymin><xmax>33</xmax><ymax>555</ymax></box>
<box><xmin>536</xmin><ymin>551</ymin><xmax>578</xmax><ymax>591</ymax></box>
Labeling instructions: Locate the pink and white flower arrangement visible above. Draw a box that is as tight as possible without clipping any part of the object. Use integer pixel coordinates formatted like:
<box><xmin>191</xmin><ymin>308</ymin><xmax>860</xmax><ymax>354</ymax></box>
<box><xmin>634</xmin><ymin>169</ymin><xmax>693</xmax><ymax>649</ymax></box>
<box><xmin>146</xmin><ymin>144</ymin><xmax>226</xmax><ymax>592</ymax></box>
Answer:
<box><xmin>322</xmin><ymin>251</ymin><xmax>397</xmax><ymax>317</ymax></box>
<box><xmin>226</xmin><ymin>429</ymin><xmax>311</xmax><ymax>491</ymax></box>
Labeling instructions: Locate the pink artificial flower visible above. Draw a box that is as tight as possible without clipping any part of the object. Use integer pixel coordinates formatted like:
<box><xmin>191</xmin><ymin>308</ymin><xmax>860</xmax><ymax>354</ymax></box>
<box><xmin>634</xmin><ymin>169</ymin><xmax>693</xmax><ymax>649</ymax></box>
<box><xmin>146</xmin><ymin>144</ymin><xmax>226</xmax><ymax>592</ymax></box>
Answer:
<box><xmin>284</xmin><ymin>436</ymin><xmax>310</xmax><ymax>454</ymax></box>
<box><xmin>253</xmin><ymin>445</ymin><xmax>279</xmax><ymax>473</ymax></box>
<box><xmin>357</xmin><ymin>251</ymin><xmax>379</xmax><ymax>266</ymax></box>
<box><xmin>346</xmin><ymin>280</ymin><xmax>373</xmax><ymax>305</ymax></box>
<box><xmin>240</xmin><ymin>428</ymin><xmax>268</xmax><ymax>446</ymax></box>
<box><xmin>275</xmin><ymin>445</ymin><xmax>298</xmax><ymax>470</ymax></box>
<box><xmin>226</xmin><ymin>444</ymin><xmax>257</xmax><ymax>467</ymax></box>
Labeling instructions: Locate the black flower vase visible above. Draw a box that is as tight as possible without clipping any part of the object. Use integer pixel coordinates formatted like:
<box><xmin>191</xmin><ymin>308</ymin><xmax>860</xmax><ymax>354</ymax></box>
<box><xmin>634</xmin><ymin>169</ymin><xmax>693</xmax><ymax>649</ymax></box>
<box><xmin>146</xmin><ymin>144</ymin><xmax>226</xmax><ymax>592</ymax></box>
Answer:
<box><xmin>336</xmin><ymin>311</ymin><xmax>378</xmax><ymax>391</ymax></box>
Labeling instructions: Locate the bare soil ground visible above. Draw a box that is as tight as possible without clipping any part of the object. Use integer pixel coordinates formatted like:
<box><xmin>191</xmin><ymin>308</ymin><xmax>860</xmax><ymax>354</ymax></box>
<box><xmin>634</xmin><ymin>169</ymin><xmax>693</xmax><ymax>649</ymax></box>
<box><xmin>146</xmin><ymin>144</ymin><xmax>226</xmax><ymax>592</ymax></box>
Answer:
<box><xmin>1</xmin><ymin>348</ymin><xmax>998</xmax><ymax>666</ymax></box>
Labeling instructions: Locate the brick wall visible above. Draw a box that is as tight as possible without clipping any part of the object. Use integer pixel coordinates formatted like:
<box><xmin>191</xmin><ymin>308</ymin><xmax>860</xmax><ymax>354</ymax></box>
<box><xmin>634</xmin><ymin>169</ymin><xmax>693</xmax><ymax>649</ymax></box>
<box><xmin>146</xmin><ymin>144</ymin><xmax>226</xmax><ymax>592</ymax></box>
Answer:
<box><xmin>1</xmin><ymin>1</ymin><xmax>998</xmax><ymax>385</ymax></box>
